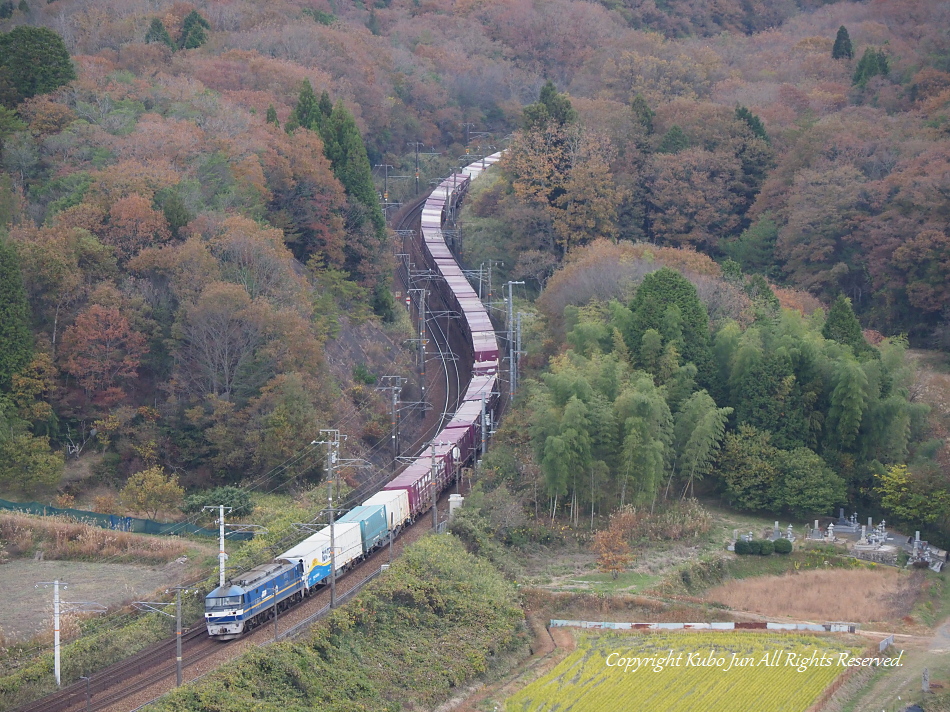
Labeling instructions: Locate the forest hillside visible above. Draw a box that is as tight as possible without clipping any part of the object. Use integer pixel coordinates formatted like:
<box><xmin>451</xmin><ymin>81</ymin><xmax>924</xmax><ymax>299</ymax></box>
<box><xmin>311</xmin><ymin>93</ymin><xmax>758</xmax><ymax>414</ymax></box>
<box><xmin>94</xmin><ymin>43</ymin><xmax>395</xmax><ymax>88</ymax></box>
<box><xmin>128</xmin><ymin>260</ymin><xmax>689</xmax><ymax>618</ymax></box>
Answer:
<box><xmin>0</xmin><ymin>0</ymin><xmax>949</xmax><ymax>515</ymax></box>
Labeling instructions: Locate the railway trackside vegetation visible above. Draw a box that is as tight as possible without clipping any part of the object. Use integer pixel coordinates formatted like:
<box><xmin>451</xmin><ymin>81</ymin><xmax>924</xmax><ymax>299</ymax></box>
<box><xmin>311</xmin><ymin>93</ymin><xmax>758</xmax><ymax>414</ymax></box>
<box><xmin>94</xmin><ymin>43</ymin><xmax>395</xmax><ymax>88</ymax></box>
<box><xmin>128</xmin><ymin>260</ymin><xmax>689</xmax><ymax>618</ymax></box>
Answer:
<box><xmin>148</xmin><ymin>535</ymin><xmax>526</xmax><ymax>712</ymax></box>
<box><xmin>0</xmin><ymin>607</ymin><xmax>184</xmax><ymax>710</ymax></box>
<box><xmin>505</xmin><ymin>631</ymin><xmax>866</xmax><ymax>712</ymax></box>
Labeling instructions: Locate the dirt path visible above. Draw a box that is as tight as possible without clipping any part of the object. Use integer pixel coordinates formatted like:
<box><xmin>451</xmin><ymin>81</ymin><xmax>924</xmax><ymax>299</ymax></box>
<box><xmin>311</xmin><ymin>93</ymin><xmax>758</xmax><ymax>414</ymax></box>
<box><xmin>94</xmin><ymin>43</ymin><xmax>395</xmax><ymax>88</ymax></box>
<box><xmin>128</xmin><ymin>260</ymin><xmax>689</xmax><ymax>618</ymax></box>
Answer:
<box><xmin>437</xmin><ymin>616</ymin><xmax>571</xmax><ymax>712</ymax></box>
<box><xmin>824</xmin><ymin>617</ymin><xmax>950</xmax><ymax>711</ymax></box>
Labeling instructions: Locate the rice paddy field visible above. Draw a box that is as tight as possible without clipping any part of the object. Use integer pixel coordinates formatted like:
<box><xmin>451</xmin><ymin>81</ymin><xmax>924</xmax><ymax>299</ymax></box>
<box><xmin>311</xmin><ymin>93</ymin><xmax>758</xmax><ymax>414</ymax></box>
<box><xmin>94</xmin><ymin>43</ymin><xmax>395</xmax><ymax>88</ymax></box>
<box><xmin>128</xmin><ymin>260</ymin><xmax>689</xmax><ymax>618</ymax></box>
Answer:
<box><xmin>505</xmin><ymin>631</ymin><xmax>866</xmax><ymax>712</ymax></box>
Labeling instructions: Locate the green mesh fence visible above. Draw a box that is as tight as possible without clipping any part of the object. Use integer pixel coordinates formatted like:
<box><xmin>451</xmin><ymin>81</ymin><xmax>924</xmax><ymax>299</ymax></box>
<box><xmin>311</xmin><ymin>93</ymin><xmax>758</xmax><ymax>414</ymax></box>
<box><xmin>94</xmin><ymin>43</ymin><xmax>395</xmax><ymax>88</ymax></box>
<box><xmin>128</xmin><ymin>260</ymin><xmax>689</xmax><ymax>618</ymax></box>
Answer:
<box><xmin>0</xmin><ymin>498</ymin><xmax>254</xmax><ymax>539</ymax></box>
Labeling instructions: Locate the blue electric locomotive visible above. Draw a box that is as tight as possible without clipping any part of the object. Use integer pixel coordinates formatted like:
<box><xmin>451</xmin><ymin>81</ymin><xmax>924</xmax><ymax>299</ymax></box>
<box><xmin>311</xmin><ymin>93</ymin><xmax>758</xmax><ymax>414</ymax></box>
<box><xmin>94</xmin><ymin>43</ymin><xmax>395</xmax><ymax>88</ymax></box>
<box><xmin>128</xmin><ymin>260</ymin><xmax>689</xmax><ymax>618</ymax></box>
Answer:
<box><xmin>205</xmin><ymin>560</ymin><xmax>304</xmax><ymax>640</ymax></box>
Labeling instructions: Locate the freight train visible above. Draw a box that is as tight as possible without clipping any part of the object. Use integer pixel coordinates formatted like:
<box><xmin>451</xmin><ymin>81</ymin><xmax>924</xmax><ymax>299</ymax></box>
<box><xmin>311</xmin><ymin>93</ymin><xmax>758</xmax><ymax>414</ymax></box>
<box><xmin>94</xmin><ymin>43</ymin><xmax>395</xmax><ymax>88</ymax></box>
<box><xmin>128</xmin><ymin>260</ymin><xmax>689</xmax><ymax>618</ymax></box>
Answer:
<box><xmin>205</xmin><ymin>152</ymin><xmax>504</xmax><ymax>640</ymax></box>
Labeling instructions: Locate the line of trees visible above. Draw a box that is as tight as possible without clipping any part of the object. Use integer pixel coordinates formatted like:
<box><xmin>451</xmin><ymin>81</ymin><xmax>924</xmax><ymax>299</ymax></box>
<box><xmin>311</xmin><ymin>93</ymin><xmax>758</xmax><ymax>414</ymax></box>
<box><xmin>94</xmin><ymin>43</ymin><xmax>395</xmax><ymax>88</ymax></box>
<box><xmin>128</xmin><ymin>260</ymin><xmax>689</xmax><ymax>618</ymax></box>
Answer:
<box><xmin>511</xmin><ymin>258</ymin><xmax>932</xmax><ymax>529</ymax></box>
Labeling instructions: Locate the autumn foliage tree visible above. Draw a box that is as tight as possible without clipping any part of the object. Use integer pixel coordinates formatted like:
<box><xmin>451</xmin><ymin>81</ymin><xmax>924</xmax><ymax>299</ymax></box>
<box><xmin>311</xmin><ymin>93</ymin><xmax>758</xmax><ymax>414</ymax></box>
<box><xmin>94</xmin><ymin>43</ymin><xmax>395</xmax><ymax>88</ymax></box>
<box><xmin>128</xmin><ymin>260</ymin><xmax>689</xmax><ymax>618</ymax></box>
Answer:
<box><xmin>592</xmin><ymin>506</ymin><xmax>637</xmax><ymax>578</ymax></box>
<box><xmin>60</xmin><ymin>305</ymin><xmax>147</xmax><ymax>403</ymax></box>
<box><xmin>119</xmin><ymin>466</ymin><xmax>184</xmax><ymax>519</ymax></box>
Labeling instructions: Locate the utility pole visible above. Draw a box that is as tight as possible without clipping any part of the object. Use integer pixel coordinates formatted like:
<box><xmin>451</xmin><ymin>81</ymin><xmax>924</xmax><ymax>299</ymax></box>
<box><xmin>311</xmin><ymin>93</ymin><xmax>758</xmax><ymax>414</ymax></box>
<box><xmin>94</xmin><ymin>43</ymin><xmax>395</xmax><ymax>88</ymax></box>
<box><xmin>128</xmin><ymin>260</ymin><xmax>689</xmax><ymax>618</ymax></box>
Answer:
<box><xmin>407</xmin><ymin>142</ymin><xmax>439</xmax><ymax>195</ymax></box>
<box><xmin>461</xmin><ymin>123</ymin><xmax>491</xmax><ymax>150</ymax></box>
<box><xmin>480</xmin><ymin>395</ymin><xmax>487</xmax><ymax>457</ymax></box>
<box><xmin>34</xmin><ymin>583</ymin><xmax>103</xmax><ymax>689</ymax></box>
<box><xmin>374</xmin><ymin>164</ymin><xmax>410</xmax><ymax>215</ymax></box>
<box><xmin>485</xmin><ymin>260</ymin><xmax>503</xmax><ymax>311</ymax></box>
<box><xmin>203</xmin><ymin>505</ymin><xmax>234</xmax><ymax>588</ymax></box>
<box><xmin>376</xmin><ymin>376</ymin><xmax>404</xmax><ymax>471</ymax></box>
<box><xmin>389</xmin><ymin>512</ymin><xmax>394</xmax><ymax>563</ymax></box>
<box><xmin>506</xmin><ymin>281</ymin><xmax>524</xmax><ymax>401</ymax></box>
<box><xmin>409</xmin><ymin>288</ymin><xmax>428</xmax><ymax>418</ymax></box>
<box><xmin>175</xmin><ymin>587</ymin><xmax>183</xmax><ymax>685</ymax></box>
<box><xmin>514</xmin><ymin>311</ymin><xmax>524</xmax><ymax>397</ymax></box>
<box><xmin>313</xmin><ymin>430</ymin><xmax>342</xmax><ymax>608</ymax></box>
<box><xmin>36</xmin><ymin>580</ymin><xmax>65</xmax><ymax>686</ymax></box>
<box><xmin>133</xmin><ymin>587</ymin><xmax>194</xmax><ymax>687</ymax></box>
<box><xmin>430</xmin><ymin>441</ymin><xmax>445</xmax><ymax>529</ymax></box>
<box><xmin>376</xmin><ymin>163</ymin><xmax>393</xmax><ymax>208</ymax></box>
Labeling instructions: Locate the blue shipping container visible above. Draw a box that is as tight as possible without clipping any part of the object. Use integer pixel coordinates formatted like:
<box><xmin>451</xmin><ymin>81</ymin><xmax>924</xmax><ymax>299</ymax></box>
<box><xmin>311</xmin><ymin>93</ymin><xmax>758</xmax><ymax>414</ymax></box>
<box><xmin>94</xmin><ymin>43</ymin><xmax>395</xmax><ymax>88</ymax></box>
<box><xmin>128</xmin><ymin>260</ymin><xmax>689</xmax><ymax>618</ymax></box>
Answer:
<box><xmin>338</xmin><ymin>504</ymin><xmax>389</xmax><ymax>554</ymax></box>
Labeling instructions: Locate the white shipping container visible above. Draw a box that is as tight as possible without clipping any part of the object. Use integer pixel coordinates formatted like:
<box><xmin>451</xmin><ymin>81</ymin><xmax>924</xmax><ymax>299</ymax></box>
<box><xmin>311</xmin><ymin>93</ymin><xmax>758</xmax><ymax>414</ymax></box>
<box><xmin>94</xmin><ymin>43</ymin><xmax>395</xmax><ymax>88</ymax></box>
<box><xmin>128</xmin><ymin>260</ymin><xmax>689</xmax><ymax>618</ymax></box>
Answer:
<box><xmin>362</xmin><ymin>489</ymin><xmax>411</xmax><ymax>530</ymax></box>
<box><xmin>320</xmin><ymin>522</ymin><xmax>363</xmax><ymax>571</ymax></box>
<box><xmin>276</xmin><ymin>521</ymin><xmax>363</xmax><ymax>585</ymax></box>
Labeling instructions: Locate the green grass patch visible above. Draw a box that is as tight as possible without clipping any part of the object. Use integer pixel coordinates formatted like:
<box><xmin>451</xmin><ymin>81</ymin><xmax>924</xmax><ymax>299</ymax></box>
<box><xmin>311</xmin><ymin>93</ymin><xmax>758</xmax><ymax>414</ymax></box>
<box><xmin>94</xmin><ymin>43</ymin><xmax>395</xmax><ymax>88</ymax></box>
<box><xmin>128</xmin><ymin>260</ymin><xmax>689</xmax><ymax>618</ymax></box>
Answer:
<box><xmin>910</xmin><ymin>570</ymin><xmax>950</xmax><ymax>628</ymax></box>
<box><xmin>561</xmin><ymin>572</ymin><xmax>661</xmax><ymax>594</ymax></box>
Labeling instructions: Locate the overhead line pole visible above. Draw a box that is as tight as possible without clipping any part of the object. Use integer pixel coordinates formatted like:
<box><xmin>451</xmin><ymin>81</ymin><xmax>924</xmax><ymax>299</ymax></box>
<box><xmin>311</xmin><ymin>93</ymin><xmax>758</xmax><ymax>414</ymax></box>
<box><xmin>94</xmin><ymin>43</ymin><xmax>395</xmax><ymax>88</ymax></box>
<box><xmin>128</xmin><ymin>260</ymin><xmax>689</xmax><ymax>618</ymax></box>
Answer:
<box><xmin>203</xmin><ymin>505</ymin><xmax>234</xmax><ymax>588</ymax></box>
<box><xmin>133</xmin><ymin>587</ymin><xmax>195</xmax><ymax>687</ymax></box>
<box><xmin>506</xmin><ymin>281</ymin><xmax>524</xmax><ymax>401</ymax></box>
<box><xmin>407</xmin><ymin>141</ymin><xmax>439</xmax><ymax>195</ymax></box>
<box><xmin>36</xmin><ymin>580</ymin><xmax>65</xmax><ymax>686</ymax></box>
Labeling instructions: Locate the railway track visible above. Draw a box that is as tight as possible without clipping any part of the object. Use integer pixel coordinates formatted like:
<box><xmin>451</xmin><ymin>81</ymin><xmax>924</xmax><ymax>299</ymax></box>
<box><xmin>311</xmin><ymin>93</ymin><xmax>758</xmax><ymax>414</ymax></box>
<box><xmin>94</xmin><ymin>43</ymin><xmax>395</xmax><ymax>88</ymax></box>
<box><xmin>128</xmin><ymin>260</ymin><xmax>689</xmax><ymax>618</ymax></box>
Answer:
<box><xmin>22</xmin><ymin>490</ymin><xmax>458</xmax><ymax>712</ymax></box>
<box><xmin>12</xmin><ymin>194</ymin><xmax>475</xmax><ymax>712</ymax></box>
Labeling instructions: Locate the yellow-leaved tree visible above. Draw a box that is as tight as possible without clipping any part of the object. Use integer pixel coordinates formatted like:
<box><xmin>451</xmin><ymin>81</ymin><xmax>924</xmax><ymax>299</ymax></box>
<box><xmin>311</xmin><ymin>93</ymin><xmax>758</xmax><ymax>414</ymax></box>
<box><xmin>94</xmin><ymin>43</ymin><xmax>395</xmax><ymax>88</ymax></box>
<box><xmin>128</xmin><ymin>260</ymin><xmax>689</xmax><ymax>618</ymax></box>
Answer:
<box><xmin>120</xmin><ymin>466</ymin><xmax>184</xmax><ymax>520</ymax></box>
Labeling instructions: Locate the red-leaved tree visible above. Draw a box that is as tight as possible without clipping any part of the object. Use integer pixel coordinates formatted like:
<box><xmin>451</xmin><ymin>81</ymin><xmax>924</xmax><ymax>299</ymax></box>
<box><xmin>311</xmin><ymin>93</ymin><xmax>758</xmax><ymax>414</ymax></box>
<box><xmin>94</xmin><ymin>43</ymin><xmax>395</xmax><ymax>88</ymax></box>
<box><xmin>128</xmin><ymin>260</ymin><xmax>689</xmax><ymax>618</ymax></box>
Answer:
<box><xmin>60</xmin><ymin>305</ymin><xmax>147</xmax><ymax>402</ymax></box>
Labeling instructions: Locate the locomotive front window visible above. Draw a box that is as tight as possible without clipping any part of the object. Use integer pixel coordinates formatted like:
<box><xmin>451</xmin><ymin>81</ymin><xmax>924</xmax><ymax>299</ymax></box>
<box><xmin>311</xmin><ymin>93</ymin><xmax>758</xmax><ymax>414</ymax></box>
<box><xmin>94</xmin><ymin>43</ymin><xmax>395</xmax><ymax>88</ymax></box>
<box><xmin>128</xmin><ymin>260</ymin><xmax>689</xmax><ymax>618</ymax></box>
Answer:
<box><xmin>206</xmin><ymin>595</ymin><xmax>243</xmax><ymax>609</ymax></box>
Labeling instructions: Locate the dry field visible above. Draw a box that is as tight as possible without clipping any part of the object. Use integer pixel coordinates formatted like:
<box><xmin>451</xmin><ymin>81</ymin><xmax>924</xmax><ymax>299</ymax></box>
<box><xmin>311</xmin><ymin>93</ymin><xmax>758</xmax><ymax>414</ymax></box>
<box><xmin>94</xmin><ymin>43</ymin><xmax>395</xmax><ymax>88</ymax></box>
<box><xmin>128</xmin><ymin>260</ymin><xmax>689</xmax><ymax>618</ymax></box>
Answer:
<box><xmin>0</xmin><ymin>559</ymin><xmax>192</xmax><ymax>642</ymax></box>
<box><xmin>0</xmin><ymin>512</ymin><xmax>188</xmax><ymax>564</ymax></box>
<box><xmin>0</xmin><ymin>513</ymin><xmax>210</xmax><ymax>643</ymax></box>
<box><xmin>704</xmin><ymin>567</ymin><xmax>915</xmax><ymax>622</ymax></box>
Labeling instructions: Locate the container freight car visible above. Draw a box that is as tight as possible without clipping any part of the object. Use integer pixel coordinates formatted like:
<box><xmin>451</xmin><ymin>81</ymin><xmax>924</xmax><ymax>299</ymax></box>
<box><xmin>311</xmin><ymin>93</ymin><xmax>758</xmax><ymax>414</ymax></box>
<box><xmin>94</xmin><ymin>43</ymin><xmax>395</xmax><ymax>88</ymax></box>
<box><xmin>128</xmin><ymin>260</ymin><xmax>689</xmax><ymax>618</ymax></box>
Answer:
<box><xmin>337</xmin><ymin>505</ymin><xmax>389</xmax><ymax>554</ymax></box>
<box><xmin>362</xmin><ymin>488</ymin><xmax>411</xmax><ymax>533</ymax></box>
<box><xmin>206</xmin><ymin>152</ymin><xmax>504</xmax><ymax>640</ymax></box>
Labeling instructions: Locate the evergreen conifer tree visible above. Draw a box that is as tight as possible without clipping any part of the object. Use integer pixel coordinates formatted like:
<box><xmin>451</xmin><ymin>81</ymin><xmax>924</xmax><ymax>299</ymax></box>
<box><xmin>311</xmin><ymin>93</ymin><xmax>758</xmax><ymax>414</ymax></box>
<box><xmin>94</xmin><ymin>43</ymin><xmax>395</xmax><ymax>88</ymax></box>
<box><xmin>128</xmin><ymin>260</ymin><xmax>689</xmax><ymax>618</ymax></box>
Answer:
<box><xmin>522</xmin><ymin>81</ymin><xmax>577</xmax><ymax>131</ymax></box>
<box><xmin>156</xmin><ymin>188</ymin><xmax>190</xmax><ymax>240</ymax></box>
<box><xmin>145</xmin><ymin>18</ymin><xmax>175</xmax><ymax>50</ymax></box>
<box><xmin>631</xmin><ymin>93</ymin><xmax>655</xmax><ymax>135</ymax></box>
<box><xmin>266</xmin><ymin>104</ymin><xmax>279</xmax><ymax>127</ymax></box>
<box><xmin>656</xmin><ymin>125</ymin><xmax>689</xmax><ymax>154</ymax></box>
<box><xmin>735</xmin><ymin>105</ymin><xmax>769</xmax><ymax>144</ymax></box>
<box><xmin>832</xmin><ymin>26</ymin><xmax>853</xmax><ymax>60</ymax></box>
<box><xmin>318</xmin><ymin>90</ymin><xmax>333</xmax><ymax>119</ymax></box>
<box><xmin>179</xmin><ymin>10</ymin><xmax>210</xmax><ymax>49</ymax></box>
<box><xmin>822</xmin><ymin>294</ymin><xmax>869</xmax><ymax>354</ymax></box>
<box><xmin>853</xmin><ymin>48</ymin><xmax>889</xmax><ymax>86</ymax></box>
<box><xmin>366</xmin><ymin>9</ymin><xmax>381</xmax><ymax>35</ymax></box>
<box><xmin>323</xmin><ymin>101</ymin><xmax>386</xmax><ymax>236</ymax></box>
<box><xmin>0</xmin><ymin>26</ymin><xmax>75</xmax><ymax>105</ymax></box>
<box><xmin>288</xmin><ymin>79</ymin><xmax>322</xmax><ymax>133</ymax></box>
<box><xmin>0</xmin><ymin>239</ymin><xmax>33</xmax><ymax>390</ymax></box>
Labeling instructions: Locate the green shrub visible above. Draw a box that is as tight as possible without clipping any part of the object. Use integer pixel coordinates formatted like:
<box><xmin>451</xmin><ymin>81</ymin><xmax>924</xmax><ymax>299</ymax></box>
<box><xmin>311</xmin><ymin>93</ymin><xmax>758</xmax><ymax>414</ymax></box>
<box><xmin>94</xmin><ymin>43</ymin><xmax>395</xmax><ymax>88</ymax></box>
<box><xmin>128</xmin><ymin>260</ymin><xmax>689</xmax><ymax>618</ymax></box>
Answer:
<box><xmin>182</xmin><ymin>486</ymin><xmax>254</xmax><ymax>518</ymax></box>
<box><xmin>773</xmin><ymin>538</ymin><xmax>792</xmax><ymax>554</ymax></box>
<box><xmin>746</xmin><ymin>539</ymin><xmax>762</xmax><ymax>555</ymax></box>
<box><xmin>759</xmin><ymin>539</ymin><xmax>774</xmax><ymax>556</ymax></box>
<box><xmin>734</xmin><ymin>539</ymin><xmax>750</xmax><ymax>555</ymax></box>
